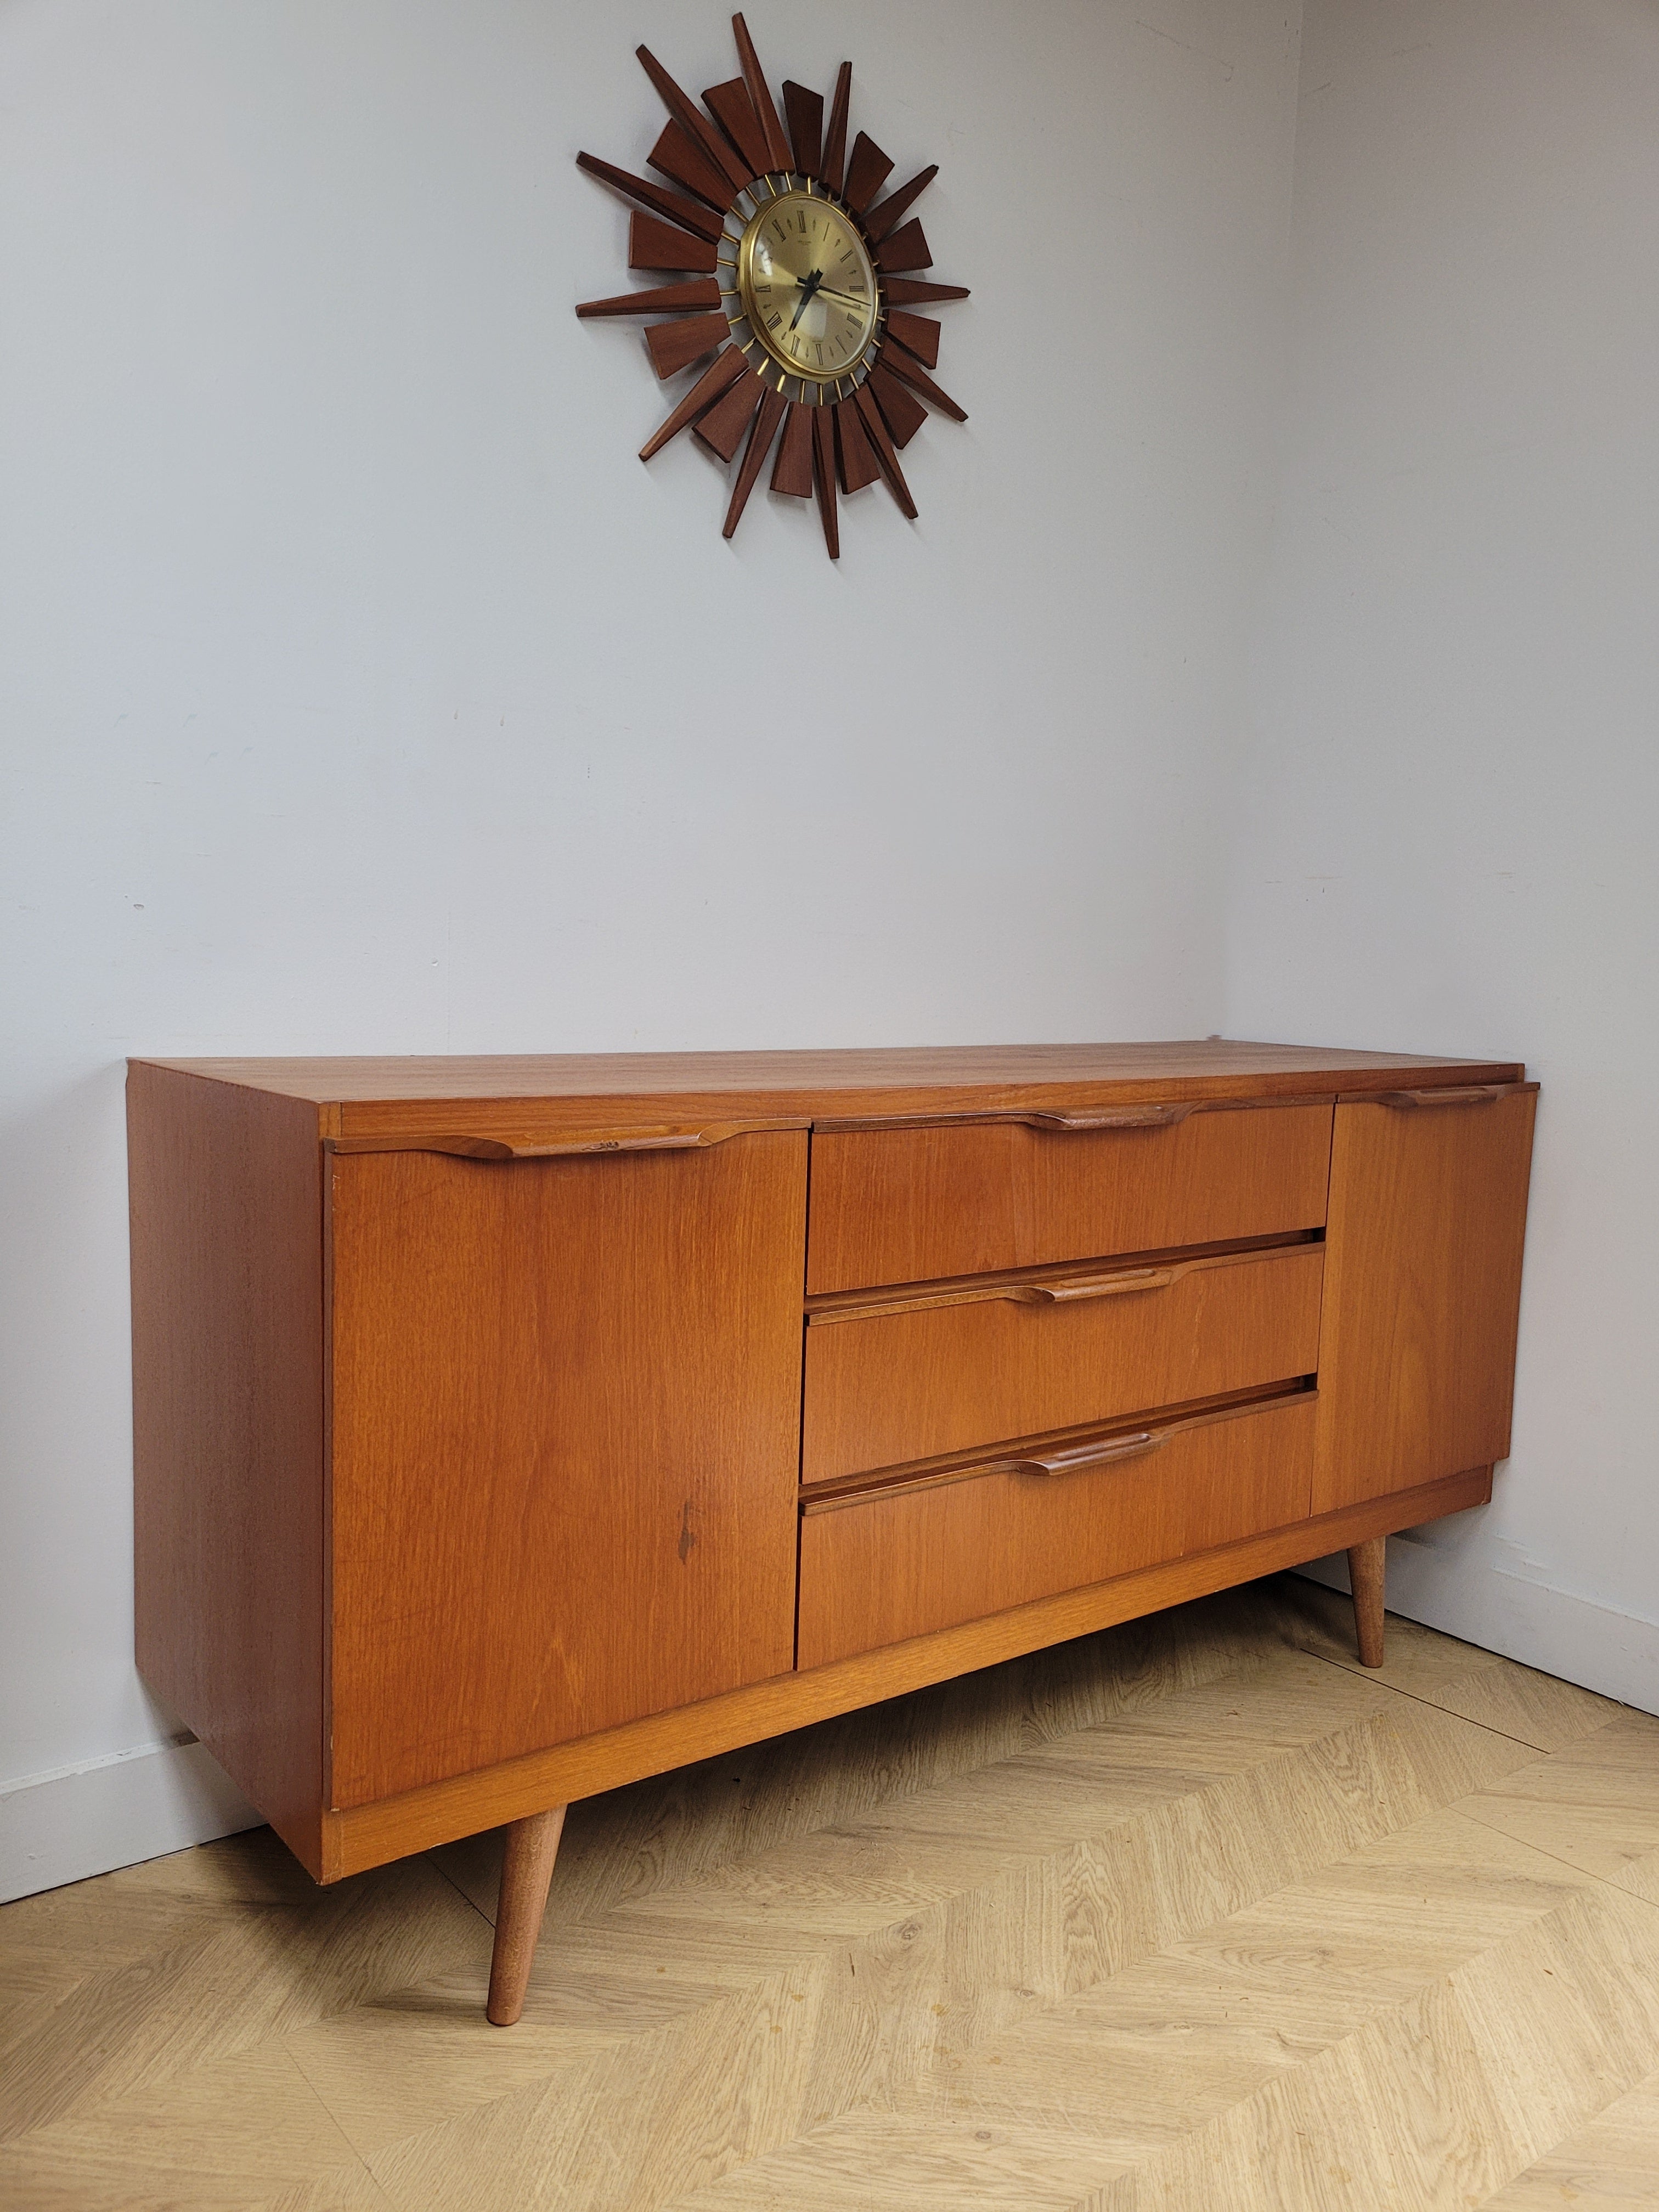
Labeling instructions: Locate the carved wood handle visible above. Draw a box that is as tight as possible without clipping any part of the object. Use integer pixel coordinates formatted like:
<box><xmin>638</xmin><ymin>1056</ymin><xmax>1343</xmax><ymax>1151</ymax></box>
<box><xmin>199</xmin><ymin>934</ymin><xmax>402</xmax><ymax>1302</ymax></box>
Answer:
<box><xmin>996</xmin><ymin>1430</ymin><xmax>1164</xmax><ymax>1477</ymax></box>
<box><xmin>1370</xmin><ymin>1086</ymin><xmax>1517</xmax><ymax>1109</ymax></box>
<box><xmin>1008</xmin><ymin>1268</ymin><xmax>1177</xmax><ymax>1304</ymax></box>
<box><xmin>1018</xmin><ymin>1104</ymin><xmax>1197</xmax><ymax>1132</ymax></box>
<box><xmin>328</xmin><ymin>1121</ymin><xmax>786</xmax><ymax>1160</ymax></box>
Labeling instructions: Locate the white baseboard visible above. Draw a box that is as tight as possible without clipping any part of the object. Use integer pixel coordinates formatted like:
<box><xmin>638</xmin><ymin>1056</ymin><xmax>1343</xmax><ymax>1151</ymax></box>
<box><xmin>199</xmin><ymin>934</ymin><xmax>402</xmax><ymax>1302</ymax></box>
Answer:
<box><xmin>0</xmin><ymin>1736</ymin><xmax>263</xmax><ymax>1905</ymax></box>
<box><xmin>1296</xmin><ymin>1538</ymin><xmax>1659</xmax><ymax>1716</ymax></box>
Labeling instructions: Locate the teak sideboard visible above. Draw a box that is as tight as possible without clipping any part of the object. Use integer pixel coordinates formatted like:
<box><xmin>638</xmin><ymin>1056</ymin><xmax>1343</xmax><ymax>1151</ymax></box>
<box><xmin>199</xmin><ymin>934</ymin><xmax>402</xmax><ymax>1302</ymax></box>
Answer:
<box><xmin>128</xmin><ymin>1042</ymin><xmax>1537</xmax><ymax>2023</ymax></box>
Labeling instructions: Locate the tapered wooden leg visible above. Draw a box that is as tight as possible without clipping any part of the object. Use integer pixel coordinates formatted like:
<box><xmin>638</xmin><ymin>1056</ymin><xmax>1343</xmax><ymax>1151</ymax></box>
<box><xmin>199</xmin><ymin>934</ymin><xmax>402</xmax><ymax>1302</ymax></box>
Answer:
<box><xmin>1347</xmin><ymin>1537</ymin><xmax>1387</xmax><ymax>1668</ymax></box>
<box><xmin>486</xmin><ymin>1805</ymin><xmax>566</xmax><ymax>2026</ymax></box>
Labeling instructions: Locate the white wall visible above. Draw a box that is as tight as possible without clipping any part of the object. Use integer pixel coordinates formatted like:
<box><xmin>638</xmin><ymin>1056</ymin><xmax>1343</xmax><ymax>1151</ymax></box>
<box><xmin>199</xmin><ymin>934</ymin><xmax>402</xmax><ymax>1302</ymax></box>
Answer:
<box><xmin>0</xmin><ymin>0</ymin><xmax>1304</xmax><ymax>1894</ymax></box>
<box><xmin>1228</xmin><ymin>0</ymin><xmax>1659</xmax><ymax>1706</ymax></box>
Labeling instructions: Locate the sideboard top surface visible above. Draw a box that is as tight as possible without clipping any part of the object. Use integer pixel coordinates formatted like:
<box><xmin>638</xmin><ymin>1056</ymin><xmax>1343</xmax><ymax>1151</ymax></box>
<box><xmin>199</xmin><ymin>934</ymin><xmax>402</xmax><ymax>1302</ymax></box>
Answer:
<box><xmin>132</xmin><ymin>1041</ymin><xmax>1527</xmax><ymax>1138</ymax></box>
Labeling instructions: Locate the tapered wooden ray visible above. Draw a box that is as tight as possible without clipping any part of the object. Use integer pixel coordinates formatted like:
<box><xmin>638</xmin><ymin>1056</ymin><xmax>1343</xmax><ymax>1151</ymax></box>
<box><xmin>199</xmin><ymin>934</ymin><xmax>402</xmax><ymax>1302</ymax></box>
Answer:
<box><xmin>692</xmin><ymin>364</ymin><xmax>765</xmax><ymax>461</ymax></box>
<box><xmin>865</xmin><ymin>166</ymin><xmax>938</xmax><ymax>244</ymax></box>
<box><xmin>629</xmin><ymin>211</ymin><xmax>720</xmax><ymax>274</ymax></box>
<box><xmin>854</xmin><ymin>383</ymin><xmax>919</xmax><ymax>517</ymax></box>
<box><xmin>724</xmin><ymin>386</ymin><xmax>789</xmax><ymax>538</ymax></box>
<box><xmin>868</xmin><ymin>360</ymin><xmax>929</xmax><ymax>449</ymax></box>
<box><xmin>771</xmin><ymin>401</ymin><xmax>815</xmax><ymax>496</ymax></box>
<box><xmin>884</xmin><ymin>339</ymin><xmax>968</xmax><ymax>420</ymax></box>
<box><xmin>834</xmin><ymin>398</ymin><xmax>882</xmax><ymax>494</ymax></box>
<box><xmin>877</xmin><ymin>217</ymin><xmax>933</xmax><ymax>273</ymax></box>
<box><xmin>884</xmin><ymin>275</ymin><xmax>970</xmax><ymax>304</ymax></box>
<box><xmin>646</xmin><ymin>311</ymin><xmax>731</xmax><ymax>380</ymax></box>
<box><xmin>702</xmin><ymin>80</ymin><xmax>770</xmax><ymax>181</ymax></box>
<box><xmin>732</xmin><ymin>14</ymin><xmax>794</xmax><ymax>174</ymax></box>
<box><xmin>576</xmin><ymin>152</ymin><xmax>725</xmax><ymax>244</ymax></box>
<box><xmin>812</xmin><ymin>406</ymin><xmax>840</xmax><ymax>558</ymax></box>
<box><xmin>648</xmin><ymin>120</ymin><xmax>733</xmax><ymax>212</ymax></box>
<box><xmin>638</xmin><ymin>345</ymin><xmax>747</xmax><ymax>460</ymax></box>
<box><xmin>842</xmin><ymin>132</ymin><xmax>894</xmax><ymax>216</ymax></box>
<box><xmin>577</xmin><ymin>280</ymin><xmax>722</xmax><ymax>319</ymax></box>
<box><xmin>885</xmin><ymin>308</ymin><xmax>940</xmax><ymax>367</ymax></box>
<box><xmin>782</xmin><ymin>82</ymin><xmax>823</xmax><ymax>177</ymax></box>
<box><xmin>822</xmin><ymin>62</ymin><xmax>852</xmax><ymax>195</ymax></box>
<box><xmin>635</xmin><ymin>45</ymin><xmax>752</xmax><ymax>196</ymax></box>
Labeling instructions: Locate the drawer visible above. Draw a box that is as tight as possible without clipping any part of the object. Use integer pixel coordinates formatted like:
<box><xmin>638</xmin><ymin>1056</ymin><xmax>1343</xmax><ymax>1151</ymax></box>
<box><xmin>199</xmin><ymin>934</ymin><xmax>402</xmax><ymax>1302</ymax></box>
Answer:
<box><xmin>798</xmin><ymin>1392</ymin><xmax>1316</xmax><ymax>1667</ymax></box>
<box><xmin>802</xmin><ymin>1242</ymin><xmax>1324</xmax><ymax>1485</ymax></box>
<box><xmin>805</xmin><ymin>1102</ymin><xmax>1334</xmax><ymax>1293</ymax></box>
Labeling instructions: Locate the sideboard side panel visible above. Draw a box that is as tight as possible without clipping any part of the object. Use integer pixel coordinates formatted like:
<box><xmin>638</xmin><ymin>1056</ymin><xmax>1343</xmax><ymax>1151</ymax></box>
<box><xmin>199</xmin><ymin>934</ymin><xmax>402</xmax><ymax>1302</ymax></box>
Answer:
<box><xmin>1313</xmin><ymin>1090</ymin><xmax>1537</xmax><ymax>1512</ymax></box>
<box><xmin>129</xmin><ymin>1063</ymin><xmax>328</xmax><ymax>1871</ymax></box>
<box><xmin>328</xmin><ymin>1131</ymin><xmax>808</xmax><ymax>1807</ymax></box>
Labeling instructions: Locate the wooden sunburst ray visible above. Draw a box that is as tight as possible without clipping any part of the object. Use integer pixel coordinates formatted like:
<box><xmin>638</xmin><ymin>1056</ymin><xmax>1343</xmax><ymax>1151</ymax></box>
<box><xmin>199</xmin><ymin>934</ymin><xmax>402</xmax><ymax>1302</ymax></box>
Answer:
<box><xmin>575</xmin><ymin>13</ymin><xmax>969</xmax><ymax>559</ymax></box>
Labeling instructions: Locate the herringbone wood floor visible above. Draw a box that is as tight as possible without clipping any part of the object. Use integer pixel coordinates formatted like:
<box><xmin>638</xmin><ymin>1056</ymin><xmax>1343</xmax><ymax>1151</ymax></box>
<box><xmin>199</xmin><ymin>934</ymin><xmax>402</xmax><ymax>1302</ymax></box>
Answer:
<box><xmin>4</xmin><ymin>1574</ymin><xmax>1658</xmax><ymax>2210</ymax></box>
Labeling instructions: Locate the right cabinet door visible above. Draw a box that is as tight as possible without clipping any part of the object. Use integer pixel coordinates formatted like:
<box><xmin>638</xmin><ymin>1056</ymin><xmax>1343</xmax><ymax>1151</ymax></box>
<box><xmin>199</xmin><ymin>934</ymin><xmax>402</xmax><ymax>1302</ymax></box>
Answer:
<box><xmin>1313</xmin><ymin>1086</ymin><xmax>1537</xmax><ymax>1511</ymax></box>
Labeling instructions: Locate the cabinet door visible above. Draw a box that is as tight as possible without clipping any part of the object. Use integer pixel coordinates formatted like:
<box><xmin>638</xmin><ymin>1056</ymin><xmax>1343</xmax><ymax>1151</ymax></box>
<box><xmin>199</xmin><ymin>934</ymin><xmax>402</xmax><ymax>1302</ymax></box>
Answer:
<box><xmin>1313</xmin><ymin>1088</ymin><xmax>1536</xmax><ymax>1513</ymax></box>
<box><xmin>328</xmin><ymin>1132</ymin><xmax>807</xmax><ymax>1807</ymax></box>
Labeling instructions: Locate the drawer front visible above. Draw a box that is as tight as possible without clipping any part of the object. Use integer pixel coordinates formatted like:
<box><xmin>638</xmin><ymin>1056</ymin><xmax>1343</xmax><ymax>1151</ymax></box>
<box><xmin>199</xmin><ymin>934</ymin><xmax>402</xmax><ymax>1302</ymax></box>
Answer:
<box><xmin>798</xmin><ymin>1394</ymin><xmax>1316</xmax><ymax>1667</ymax></box>
<box><xmin>802</xmin><ymin>1243</ymin><xmax>1324</xmax><ymax>1485</ymax></box>
<box><xmin>806</xmin><ymin>1103</ymin><xmax>1334</xmax><ymax>1293</ymax></box>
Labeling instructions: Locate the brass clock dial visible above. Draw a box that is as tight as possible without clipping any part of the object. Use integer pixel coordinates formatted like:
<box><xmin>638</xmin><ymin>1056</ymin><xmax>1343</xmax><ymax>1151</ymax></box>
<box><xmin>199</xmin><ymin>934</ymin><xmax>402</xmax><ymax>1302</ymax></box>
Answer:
<box><xmin>737</xmin><ymin>189</ymin><xmax>878</xmax><ymax>380</ymax></box>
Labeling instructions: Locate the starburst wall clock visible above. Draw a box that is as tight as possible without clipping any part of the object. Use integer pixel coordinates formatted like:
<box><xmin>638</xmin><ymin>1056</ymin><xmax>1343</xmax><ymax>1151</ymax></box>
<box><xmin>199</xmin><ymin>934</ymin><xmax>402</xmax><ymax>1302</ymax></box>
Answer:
<box><xmin>575</xmin><ymin>13</ymin><xmax>970</xmax><ymax>559</ymax></box>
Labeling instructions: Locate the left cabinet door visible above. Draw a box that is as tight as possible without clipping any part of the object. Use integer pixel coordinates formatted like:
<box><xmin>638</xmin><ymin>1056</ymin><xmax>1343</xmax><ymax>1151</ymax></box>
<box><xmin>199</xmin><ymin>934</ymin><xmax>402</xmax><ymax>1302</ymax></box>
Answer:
<box><xmin>326</xmin><ymin>1132</ymin><xmax>808</xmax><ymax>1807</ymax></box>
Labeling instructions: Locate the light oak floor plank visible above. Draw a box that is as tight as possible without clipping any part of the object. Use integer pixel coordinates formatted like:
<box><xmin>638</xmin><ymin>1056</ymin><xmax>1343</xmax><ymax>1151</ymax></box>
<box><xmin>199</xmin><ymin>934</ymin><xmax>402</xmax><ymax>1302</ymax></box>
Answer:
<box><xmin>1482</xmin><ymin>2063</ymin><xmax>1659</xmax><ymax>2208</ymax></box>
<box><xmin>3</xmin><ymin>1577</ymin><xmax>1655</xmax><ymax>2211</ymax></box>
<box><xmin>1457</xmin><ymin>1706</ymin><xmax>1659</xmax><ymax>1908</ymax></box>
<box><xmin>1266</xmin><ymin>1573</ymin><xmax>1629</xmax><ymax>1750</ymax></box>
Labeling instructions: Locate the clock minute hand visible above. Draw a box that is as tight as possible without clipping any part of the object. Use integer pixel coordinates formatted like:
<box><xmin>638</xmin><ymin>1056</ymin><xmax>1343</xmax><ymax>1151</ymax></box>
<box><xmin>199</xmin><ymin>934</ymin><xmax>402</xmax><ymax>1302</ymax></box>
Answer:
<box><xmin>788</xmin><ymin>269</ymin><xmax>824</xmax><ymax>330</ymax></box>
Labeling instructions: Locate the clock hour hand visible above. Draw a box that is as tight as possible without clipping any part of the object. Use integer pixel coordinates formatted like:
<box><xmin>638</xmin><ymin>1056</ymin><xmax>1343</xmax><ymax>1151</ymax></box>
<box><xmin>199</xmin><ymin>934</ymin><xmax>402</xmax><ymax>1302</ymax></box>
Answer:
<box><xmin>789</xmin><ymin>269</ymin><xmax>825</xmax><ymax>330</ymax></box>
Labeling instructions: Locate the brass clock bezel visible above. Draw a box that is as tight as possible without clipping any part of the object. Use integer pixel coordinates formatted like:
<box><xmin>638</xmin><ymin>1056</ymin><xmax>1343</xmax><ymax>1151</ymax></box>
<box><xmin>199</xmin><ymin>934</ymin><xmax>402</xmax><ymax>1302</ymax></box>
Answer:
<box><xmin>736</xmin><ymin>183</ymin><xmax>882</xmax><ymax>385</ymax></box>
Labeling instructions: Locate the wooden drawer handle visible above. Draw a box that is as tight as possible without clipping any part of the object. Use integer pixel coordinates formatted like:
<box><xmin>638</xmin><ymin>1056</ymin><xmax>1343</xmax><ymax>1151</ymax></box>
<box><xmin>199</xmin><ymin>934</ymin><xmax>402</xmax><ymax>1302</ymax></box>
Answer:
<box><xmin>805</xmin><ymin>1245</ymin><xmax>1302</xmax><ymax>1324</ymax></box>
<box><xmin>998</xmin><ymin>1430</ymin><xmax>1165</xmax><ymax>1477</ymax></box>
<box><xmin>1009</xmin><ymin>1267</ymin><xmax>1177</xmax><ymax>1304</ymax></box>
<box><xmin>1370</xmin><ymin>1086</ymin><xmax>1513</xmax><ymax>1110</ymax></box>
<box><xmin>1018</xmin><ymin>1104</ymin><xmax>1196</xmax><ymax>1132</ymax></box>
<box><xmin>328</xmin><ymin>1121</ymin><xmax>786</xmax><ymax>1160</ymax></box>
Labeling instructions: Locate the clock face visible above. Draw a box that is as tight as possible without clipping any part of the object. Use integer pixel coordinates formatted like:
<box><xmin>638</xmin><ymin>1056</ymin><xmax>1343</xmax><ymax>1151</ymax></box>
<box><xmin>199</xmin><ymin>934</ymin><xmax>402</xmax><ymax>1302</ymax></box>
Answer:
<box><xmin>738</xmin><ymin>189</ymin><xmax>879</xmax><ymax>382</ymax></box>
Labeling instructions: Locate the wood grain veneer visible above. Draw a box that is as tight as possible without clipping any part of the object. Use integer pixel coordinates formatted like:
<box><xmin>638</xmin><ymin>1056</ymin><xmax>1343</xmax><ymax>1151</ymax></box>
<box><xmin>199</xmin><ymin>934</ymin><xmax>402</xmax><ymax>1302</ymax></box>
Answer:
<box><xmin>128</xmin><ymin>1062</ymin><xmax>326</xmax><ymax>1870</ymax></box>
<box><xmin>327</xmin><ymin>1133</ymin><xmax>806</xmax><ymax>1807</ymax></box>
<box><xmin>317</xmin><ymin>1463</ymin><xmax>1494</xmax><ymax>1879</ymax></box>
<box><xmin>140</xmin><ymin>1040</ymin><xmax>1523</xmax><ymax>1110</ymax></box>
<box><xmin>805</xmin><ymin>1101</ymin><xmax>1335</xmax><ymax>1294</ymax></box>
<box><xmin>798</xmin><ymin>1392</ymin><xmax>1319</xmax><ymax>1666</ymax></box>
<box><xmin>1314</xmin><ymin>1085</ymin><xmax>1537</xmax><ymax>1511</ymax></box>
<box><xmin>801</xmin><ymin>1242</ymin><xmax>1324</xmax><ymax>1484</ymax></box>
